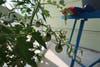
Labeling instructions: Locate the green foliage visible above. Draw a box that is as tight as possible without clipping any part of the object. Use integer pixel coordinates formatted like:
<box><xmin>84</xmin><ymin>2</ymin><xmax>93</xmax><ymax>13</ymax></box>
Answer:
<box><xmin>0</xmin><ymin>0</ymin><xmax>6</xmax><ymax>5</ymax></box>
<box><xmin>32</xmin><ymin>31</ymin><xmax>47</xmax><ymax>49</ymax></box>
<box><xmin>0</xmin><ymin>0</ymin><xmax>81</xmax><ymax>67</ymax></box>
<box><xmin>15</xmin><ymin>36</ymin><xmax>37</xmax><ymax>67</ymax></box>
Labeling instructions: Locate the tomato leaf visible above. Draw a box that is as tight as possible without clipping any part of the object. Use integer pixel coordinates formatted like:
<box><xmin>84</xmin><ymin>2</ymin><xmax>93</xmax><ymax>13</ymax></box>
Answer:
<box><xmin>32</xmin><ymin>32</ymin><xmax>47</xmax><ymax>49</ymax></box>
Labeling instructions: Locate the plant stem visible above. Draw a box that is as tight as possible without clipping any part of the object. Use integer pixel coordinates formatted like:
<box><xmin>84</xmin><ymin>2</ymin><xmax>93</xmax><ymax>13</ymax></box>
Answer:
<box><xmin>30</xmin><ymin>2</ymin><xmax>40</xmax><ymax>25</ymax></box>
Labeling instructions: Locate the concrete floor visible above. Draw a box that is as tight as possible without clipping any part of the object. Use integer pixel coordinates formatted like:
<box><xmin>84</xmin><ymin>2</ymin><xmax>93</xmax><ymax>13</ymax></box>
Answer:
<box><xmin>38</xmin><ymin>42</ymin><xmax>100</xmax><ymax>67</ymax></box>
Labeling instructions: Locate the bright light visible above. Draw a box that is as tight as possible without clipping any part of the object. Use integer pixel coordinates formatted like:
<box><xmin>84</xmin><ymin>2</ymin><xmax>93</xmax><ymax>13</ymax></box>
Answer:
<box><xmin>5</xmin><ymin>0</ymin><xmax>13</xmax><ymax>10</ymax></box>
<box><xmin>44</xmin><ymin>49</ymin><xmax>69</xmax><ymax>67</ymax></box>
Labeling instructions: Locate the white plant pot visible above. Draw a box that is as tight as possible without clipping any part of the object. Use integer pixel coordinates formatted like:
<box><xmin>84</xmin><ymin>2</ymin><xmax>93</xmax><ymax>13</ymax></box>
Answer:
<box><xmin>82</xmin><ymin>0</ymin><xmax>100</xmax><ymax>10</ymax></box>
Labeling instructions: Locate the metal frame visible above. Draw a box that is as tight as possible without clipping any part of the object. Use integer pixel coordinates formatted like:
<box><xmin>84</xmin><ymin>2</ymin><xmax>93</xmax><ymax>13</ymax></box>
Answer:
<box><xmin>70</xmin><ymin>19</ymin><xmax>86</xmax><ymax>67</ymax></box>
<box><xmin>65</xmin><ymin>11</ymin><xmax>100</xmax><ymax>67</ymax></box>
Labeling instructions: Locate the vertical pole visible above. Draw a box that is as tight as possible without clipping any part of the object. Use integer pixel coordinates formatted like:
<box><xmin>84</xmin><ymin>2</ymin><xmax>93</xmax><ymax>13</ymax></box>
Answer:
<box><xmin>69</xmin><ymin>19</ymin><xmax>77</xmax><ymax>44</ymax></box>
<box><xmin>70</xmin><ymin>19</ymin><xmax>85</xmax><ymax>67</ymax></box>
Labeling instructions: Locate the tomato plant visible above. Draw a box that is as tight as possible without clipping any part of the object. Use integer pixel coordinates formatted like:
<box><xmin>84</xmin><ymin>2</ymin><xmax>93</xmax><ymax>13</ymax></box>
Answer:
<box><xmin>0</xmin><ymin>0</ymin><xmax>76</xmax><ymax>67</ymax></box>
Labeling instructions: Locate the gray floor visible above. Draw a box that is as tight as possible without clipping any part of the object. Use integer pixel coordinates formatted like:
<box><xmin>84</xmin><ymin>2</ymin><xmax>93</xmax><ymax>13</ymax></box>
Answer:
<box><xmin>38</xmin><ymin>41</ymin><xmax>100</xmax><ymax>67</ymax></box>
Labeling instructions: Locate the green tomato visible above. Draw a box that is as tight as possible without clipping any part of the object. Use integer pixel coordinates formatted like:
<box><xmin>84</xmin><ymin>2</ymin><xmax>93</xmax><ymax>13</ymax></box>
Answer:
<box><xmin>55</xmin><ymin>44</ymin><xmax>63</xmax><ymax>53</ymax></box>
<box><xmin>43</xmin><ymin>33</ymin><xmax>51</xmax><ymax>42</ymax></box>
<box><xmin>36</xmin><ymin>21</ymin><xmax>41</xmax><ymax>27</ymax></box>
